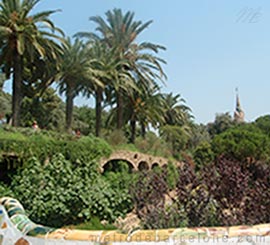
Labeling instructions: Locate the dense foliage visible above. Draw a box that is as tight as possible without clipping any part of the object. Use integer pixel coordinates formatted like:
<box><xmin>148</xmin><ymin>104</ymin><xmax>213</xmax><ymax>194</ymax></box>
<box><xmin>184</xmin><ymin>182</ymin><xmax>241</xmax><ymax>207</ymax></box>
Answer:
<box><xmin>212</xmin><ymin>125</ymin><xmax>270</xmax><ymax>161</ymax></box>
<box><xmin>130</xmin><ymin>156</ymin><xmax>270</xmax><ymax>229</ymax></box>
<box><xmin>0</xmin><ymin>126</ymin><xmax>111</xmax><ymax>165</ymax></box>
<box><xmin>20</xmin><ymin>88</ymin><xmax>65</xmax><ymax>131</ymax></box>
<box><xmin>11</xmin><ymin>154</ymin><xmax>131</xmax><ymax>227</ymax></box>
<box><xmin>202</xmin><ymin>156</ymin><xmax>270</xmax><ymax>225</ymax></box>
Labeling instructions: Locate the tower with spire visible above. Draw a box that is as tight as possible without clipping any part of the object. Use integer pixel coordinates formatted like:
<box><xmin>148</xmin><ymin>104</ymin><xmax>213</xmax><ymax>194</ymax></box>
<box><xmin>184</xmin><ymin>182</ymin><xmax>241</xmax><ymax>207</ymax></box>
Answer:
<box><xmin>234</xmin><ymin>88</ymin><xmax>245</xmax><ymax>123</ymax></box>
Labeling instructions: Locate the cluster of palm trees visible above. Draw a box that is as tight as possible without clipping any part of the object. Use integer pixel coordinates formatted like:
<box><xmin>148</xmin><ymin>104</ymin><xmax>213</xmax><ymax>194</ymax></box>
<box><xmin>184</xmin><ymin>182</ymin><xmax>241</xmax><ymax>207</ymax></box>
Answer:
<box><xmin>0</xmin><ymin>0</ymin><xmax>192</xmax><ymax>143</ymax></box>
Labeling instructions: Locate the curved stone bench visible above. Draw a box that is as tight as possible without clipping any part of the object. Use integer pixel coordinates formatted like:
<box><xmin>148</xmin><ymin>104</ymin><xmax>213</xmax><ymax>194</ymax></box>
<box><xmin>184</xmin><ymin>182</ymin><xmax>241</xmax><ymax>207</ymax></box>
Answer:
<box><xmin>0</xmin><ymin>197</ymin><xmax>270</xmax><ymax>244</ymax></box>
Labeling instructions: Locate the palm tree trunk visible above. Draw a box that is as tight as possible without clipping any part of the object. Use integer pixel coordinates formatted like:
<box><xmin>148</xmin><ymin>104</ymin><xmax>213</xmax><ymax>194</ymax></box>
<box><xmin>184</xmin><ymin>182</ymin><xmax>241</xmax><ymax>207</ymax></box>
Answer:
<box><xmin>116</xmin><ymin>89</ymin><xmax>124</xmax><ymax>129</ymax></box>
<box><xmin>12</xmin><ymin>52</ymin><xmax>22</xmax><ymax>127</ymax></box>
<box><xmin>66</xmin><ymin>84</ymin><xmax>74</xmax><ymax>133</ymax></box>
<box><xmin>141</xmin><ymin>122</ymin><xmax>146</xmax><ymax>139</ymax></box>
<box><xmin>130</xmin><ymin>111</ymin><xmax>136</xmax><ymax>143</ymax></box>
<box><xmin>95</xmin><ymin>87</ymin><xmax>103</xmax><ymax>137</ymax></box>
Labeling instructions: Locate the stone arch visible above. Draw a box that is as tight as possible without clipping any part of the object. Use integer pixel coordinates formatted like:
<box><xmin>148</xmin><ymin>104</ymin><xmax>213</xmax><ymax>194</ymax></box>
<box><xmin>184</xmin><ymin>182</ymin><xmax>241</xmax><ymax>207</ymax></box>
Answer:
<box><xmin>102</xmin><ymin>159</ymin><xmax>135</xmax><ymax>173</ymax></box>
<box><xmin>151</xmin><ymin>163</ymin><xmax>159</xmax><ymax>169</ymax></box>
<box><xmin>138</xmin><ymin>161</ymin><xmax>149</xmax><ymax>171</ymax></box>
<box><xmin>99</xmin><ymin>150</ymin><xmax>183</xmax><ymax>173</ymax></box>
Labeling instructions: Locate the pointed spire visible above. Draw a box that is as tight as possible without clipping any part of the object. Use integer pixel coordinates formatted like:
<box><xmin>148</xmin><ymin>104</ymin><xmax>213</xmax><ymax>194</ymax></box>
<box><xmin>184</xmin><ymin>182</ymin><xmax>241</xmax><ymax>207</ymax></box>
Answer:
<box><xmin>234</xmin><ymin>88</ymin><xmax>245</xmax><ymax>123</ymax></box>
<box><xmin>236</xmin><ymin>88</ymin><xmax>241</xmax><ymax>112</ymax></box>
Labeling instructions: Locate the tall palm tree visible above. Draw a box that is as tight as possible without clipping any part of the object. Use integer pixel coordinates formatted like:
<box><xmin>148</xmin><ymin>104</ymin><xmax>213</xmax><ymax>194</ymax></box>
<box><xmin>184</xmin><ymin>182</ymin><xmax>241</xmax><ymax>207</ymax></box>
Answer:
<box><xmin>77</xmin><ymin>9</ymin><xmax>164</xmax><ymax>130</ymax></box>
<box><xmin>125</xmin><ymin>42</ymin><xmax>166</xmax><ymax>86</ymax></box>
<box><xmin>124</xmin><ymin>41</ymin><xmax>166</xmax><ymax>142</ymax></box>
<box><xmin>58</xmin><ymin>38</ymin><xmax>104</xmax><ymax>133</ymax></box>
<box><xmin>85</xmin><ymin>40</ymin><xmax>132</xmax><ymax>137</ymax></box>
<box><xmin>22</xmin><ymin>48</ymin><xmax>60</xmax><ymax>99</ymax></box>
<box><xmin>0</xmin><ymin>0</ymin><xmax>64</xmax><ymax>126</ymax></box>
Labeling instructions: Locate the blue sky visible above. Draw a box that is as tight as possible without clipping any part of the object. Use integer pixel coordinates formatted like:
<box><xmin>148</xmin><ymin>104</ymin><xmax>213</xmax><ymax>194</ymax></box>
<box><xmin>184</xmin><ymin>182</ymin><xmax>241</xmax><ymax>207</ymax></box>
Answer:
<box><xmin>4</xmin><ymin>0</ymin><xmax>270</xmax><ymax>124</ymax></box>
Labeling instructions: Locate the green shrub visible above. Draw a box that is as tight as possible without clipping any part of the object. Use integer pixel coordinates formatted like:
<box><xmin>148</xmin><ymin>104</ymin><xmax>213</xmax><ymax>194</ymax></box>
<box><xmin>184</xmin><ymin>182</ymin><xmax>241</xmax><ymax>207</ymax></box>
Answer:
<box><xmin>64</xmin><ymin>136</ymin><xmax>112</xmax><ymax>163</ymax></box>
<box><xmin>0</xmin><ymin>182</ymin><xmax>14</xmax><ymax>197</ymax></box>
<box><xmin>212</xmin><ymin>126</ymin><xmax>270</xmax><ymax>161</ymax></box>
<box><xmin>166</xmin><ymin>162</ymin><xmax>179</xmax><ymax>190</ymax></box>
<box><xmin>86</xmin><ymin>177</ymin><xmax>132</xmax><ymax>222</ymax></box>
<box><xmin>11</xmin><ymin>154</ymin><xmax>130</xmax><ymax>227</ymax></box>
<box><xmin>0</xmin><ymin>128</ymin><xmax>111</xmax><ymax>166</ymax></box>
<box><xmin>134</xmin><ymin>132</ymin><xmax>171</xmax><ymax>157</ymax></box>
<box><xmin>102</xmin><ymin>161</ymin><xmax>136</xmax><ymax>217</ymax></box>
<box><xmin>254</xmin><ymin>115</ymin><xmax>270</xmax><ymax>137</ymax></box>
<box><xmin>193</xmin><ymin>141</ymin><xmax>214</xmax><ymax>170</ymax></box>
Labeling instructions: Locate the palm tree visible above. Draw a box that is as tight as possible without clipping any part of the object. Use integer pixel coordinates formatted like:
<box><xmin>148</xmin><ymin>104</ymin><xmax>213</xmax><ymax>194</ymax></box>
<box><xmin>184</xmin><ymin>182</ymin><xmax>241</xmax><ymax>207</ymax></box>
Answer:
<box><xmin>77</xmin><ymin>9</ymin><xmax>164</xmax><ymax>130</ymax></box>
<box><xmin>124</xmin><ymin>41</ymin><xmax>166</xmax><ymax>142</ymax></box>
<box><xmin>125</xmin><ymin>42</ymin><xmax>166</xmax><ymax>86</ymax></box>
<box><xmin>162</xmin><ymin>93</ymin><xmax>193</xmax><ymax>126</ymax></box>
<box><xmin>0</xmin><ymin>0</ymin><xmax>64</xmax><ymax>126</ymax></box>
<box><xmin>57</xmin><ymin>38</ymin><xmax>103</xmax><ymax>133</ymax></box>
<box><xmin>85</xmin><ymin>40</ymin><xmax>133</xmax><ymax>137</ymax></box>
<box><xmin>128</xmin><ymin>84</ymin><xmax>165</xmax><ymax>143</ymax></box>
<box><xmin>22</xmin><ymin>48</ymin><xmax>60</xmax><ymax>99</ymax></box>
<box><xmin>159</xmin><ymin>93</ymin><xmax>193</xmax><ymax>154</ymax></box>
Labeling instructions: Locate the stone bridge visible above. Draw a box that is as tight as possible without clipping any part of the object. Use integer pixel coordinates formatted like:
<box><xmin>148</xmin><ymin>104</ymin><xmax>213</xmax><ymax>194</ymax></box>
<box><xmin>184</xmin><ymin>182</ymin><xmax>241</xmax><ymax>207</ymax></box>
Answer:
<box><xmin>100</xmin><ymin>150</ymin><xmax>181</xmax><ymax>172</ymax></box>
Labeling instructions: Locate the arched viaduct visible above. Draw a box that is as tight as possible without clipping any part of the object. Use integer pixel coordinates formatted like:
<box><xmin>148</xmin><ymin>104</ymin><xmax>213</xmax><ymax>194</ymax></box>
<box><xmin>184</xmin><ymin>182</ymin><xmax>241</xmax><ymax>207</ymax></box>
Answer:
<box><xmin>100</xmin><ymin>150</ymin><xmax>182</xmax><ymax>172</ymax></box>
